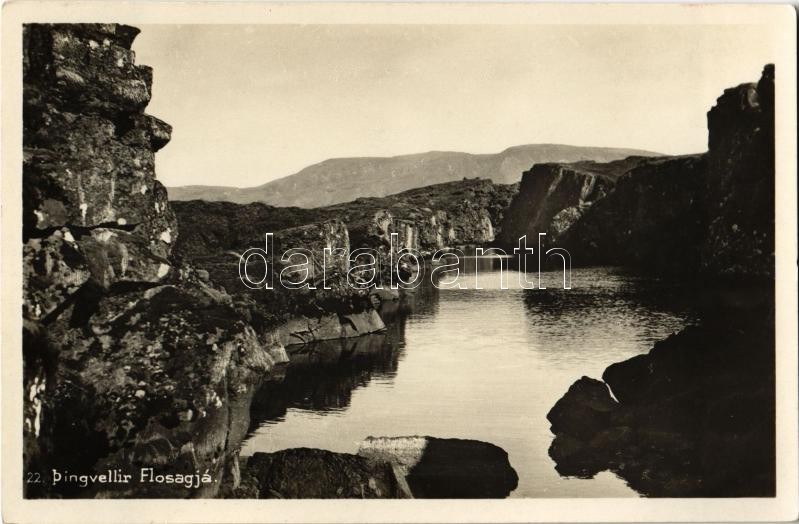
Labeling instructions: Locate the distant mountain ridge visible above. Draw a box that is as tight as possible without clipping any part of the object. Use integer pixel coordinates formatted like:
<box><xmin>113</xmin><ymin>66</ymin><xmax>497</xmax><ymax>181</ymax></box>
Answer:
<box><xmin>167</xmin><ymin>144</ymin><xmax>661</xmax><ymax>208</ymax></box>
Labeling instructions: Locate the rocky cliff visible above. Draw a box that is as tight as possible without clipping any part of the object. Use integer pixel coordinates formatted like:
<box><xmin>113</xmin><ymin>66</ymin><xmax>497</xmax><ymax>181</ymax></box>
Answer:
<box><xmin>497</xmin><ymin>156</ymin><xmax>653</xmax><ymax>247</ymax></box>
<box><xmin>701</xmin><ymin>64</ymin><xmax>774</xmax><ymax>278</ymax></box>
<box><xmin>546</xmin><ymin>66</ymin><xmax>776</xmax><ymax>496</ymax></box>
<box><xmin>500</xmin><ymin>66</ymin><xmax>774</xmax><ymax>280</ymax></box>
<box><xmin>322</xmin><ymin>178</ymin><xmax>518</xmax><ymax>254</ymax></box>
<box><xmin>22</xmin><ymin>24</ymin><xmax>282</xmax><ymax>498</ymax></box>
<box><xmin>167</xmin><ymin>179</ymin><xmax>514</xmax><ymax>345</ymax></box>
<box><xmin>555</xmin><ymin>154</ymin><xmax>707</xmax><ymax>274</ymax></box>
<box><xmin>173</xmin><ymin>178</ymin><xmax>516</xmax><ymax>260</ymax></box>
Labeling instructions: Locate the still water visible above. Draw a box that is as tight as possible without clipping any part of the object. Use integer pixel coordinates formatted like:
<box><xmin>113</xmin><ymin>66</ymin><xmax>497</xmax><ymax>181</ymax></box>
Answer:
<box><xmin>240</xmin><ymin>260</ymin><xmax>699</xmax><ymax>497</ymax></box>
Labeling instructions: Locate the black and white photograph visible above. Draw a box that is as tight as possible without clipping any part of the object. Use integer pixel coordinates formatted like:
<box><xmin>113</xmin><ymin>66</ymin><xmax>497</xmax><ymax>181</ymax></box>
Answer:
<box><xmin>2</xmin><ymin>2</ymin><xmax>797</xmax><ymax>522</ymax></box>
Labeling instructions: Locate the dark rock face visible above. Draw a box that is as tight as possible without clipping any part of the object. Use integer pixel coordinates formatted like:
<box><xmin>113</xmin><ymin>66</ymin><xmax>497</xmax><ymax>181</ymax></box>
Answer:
<box><xmin>235</xmin><ymin>449</ymin><xmax>405</xmax><ymax>498</ymax></box>
<box><xmin>701</xmin><ymin>64</ymin><xmax>774</xmax><ymax>278</ymax></box>
<box><xmin>23</xmin><ymin>23</ymin><xmax>178</xmax><ymax>322</ymax></box>
<box><xmin>500</xmin><ymin>65</ymin><xmax>774</xmax><ymax>280</ymax></box>
<box><xmin>547</xmin><ymin>303</ymin><xmax>775</xmax><ymax>496</ymax></box>
<box><xmin>22</xmin><ymin>24</ymin><xmax>276</xmax><ymax>498</ymax></box>
<box><xmin>499</xmin><ymin>153</ymin><xmax>708</xmax><ymax>275</ymax></box>
<box><xmin>546</xmin><ymin>66</ymin><xmax>776</xmax><ymax>497</ymax></box>
<box><xmin>498</xmin><ymin>156</ymin><xmax>653</xmax><ymax>246</ymax></box>
<box><xmin>557</xmin><ymin>154</ymin><xmax>707</xmax><ymax>274</ymax></box>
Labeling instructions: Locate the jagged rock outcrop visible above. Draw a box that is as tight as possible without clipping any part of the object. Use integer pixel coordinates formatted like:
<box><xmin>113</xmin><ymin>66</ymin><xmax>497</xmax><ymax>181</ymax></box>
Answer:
<box><xmin>22</xmin><ymin>24</ymin><xmax>279</xmax><ymax>498</ymax></box>
<box><xmin>327</xmin><ymin>178</ymin><xmax>518</xmax><ymax>254</ymax></box>
<box><xmin>701</xmin><ymin>64</ymin><xmax>774</xmax><ymax>278</ymax></box>
<box><xmin>500</xmin><ymin>65</ymin><xmax>774</xmax><ymax>279</ymax></box>
<box><xmin>23</xmin><ymin>24</ymin><xmax>177</xmax><ymax>319</ymax></box>
<box><xmin>557</xmin><ymin>154</ymin><xmax>707</xmax><ymax>274</ymax></box>
<box><xmin>497</xmin><ymin>156</ymin><xmax>654</xmax><ymax>247</ymax></box>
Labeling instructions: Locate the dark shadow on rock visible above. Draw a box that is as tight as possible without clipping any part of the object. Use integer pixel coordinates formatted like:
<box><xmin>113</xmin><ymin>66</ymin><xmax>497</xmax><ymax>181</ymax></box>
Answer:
<box><xmin>547</xmin><ymin>299</ymin><xmax>775</xmax><ymax>497</ymax></box>
<box><xmin>358</xmin><ymin>436</ymin><xmax>518</xmax><ymax>498</ymax></box>
<box><xmin>405</xmin><ymin>438</ymin><xmax>519</xmax><ymax>498</ymax></box>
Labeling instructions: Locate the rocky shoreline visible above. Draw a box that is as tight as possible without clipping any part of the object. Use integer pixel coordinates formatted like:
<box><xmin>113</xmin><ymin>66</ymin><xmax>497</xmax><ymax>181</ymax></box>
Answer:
<box><xmin>547</xmin><ymin>284</ymin><xmax>774</xmax><ymax>496</ymax></box>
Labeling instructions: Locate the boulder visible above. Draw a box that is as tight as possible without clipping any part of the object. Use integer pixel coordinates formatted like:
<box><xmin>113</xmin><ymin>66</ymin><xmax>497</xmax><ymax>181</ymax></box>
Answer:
<box><xmin>358</xmin><ymin>436</ymin><xmax>519</xmax><ymax>498</ymax></box>
<box><xmin>238</xmin><ymin>448</ymin><xmax>404</xmax><ymax>498</ymax></box>
<box><xmin>546</xmin><ymin>377</ymin><xmax>618</xmax><ymax>440</ymax></box>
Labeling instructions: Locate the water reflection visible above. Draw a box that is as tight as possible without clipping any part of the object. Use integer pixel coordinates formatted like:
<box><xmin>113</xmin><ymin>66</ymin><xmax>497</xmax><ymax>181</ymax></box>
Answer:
<box><xmin>248</xmin><ymin>330</ymin><xmax>406</xmax><ymax>424</ymax></box>
<box><xmin>240</xmin><ymin>260</ymin><xmax>701</xmax><ymax>498</ymax></box>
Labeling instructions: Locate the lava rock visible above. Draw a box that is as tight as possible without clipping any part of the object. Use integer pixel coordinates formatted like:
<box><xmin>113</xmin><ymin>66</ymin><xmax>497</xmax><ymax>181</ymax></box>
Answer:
<box><xmin>240</xmin><ymin>448</ymin><xmax>403</xmax><ymax>498</ymax></box>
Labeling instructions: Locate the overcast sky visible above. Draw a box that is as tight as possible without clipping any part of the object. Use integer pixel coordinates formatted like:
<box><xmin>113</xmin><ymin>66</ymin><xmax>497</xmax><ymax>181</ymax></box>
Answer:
<box><xmin>134</xmin><ymin>24</ymin><xmax>777</xmax><ymax>188</ymax></box>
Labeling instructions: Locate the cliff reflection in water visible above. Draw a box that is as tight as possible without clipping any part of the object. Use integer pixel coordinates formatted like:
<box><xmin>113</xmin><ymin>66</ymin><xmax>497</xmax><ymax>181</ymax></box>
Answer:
<box><xmin>248</xmin><ymin>332</ymin><xmax>404</xmax><ymax>422</ymax></box>
<box><xmin>240</xmin><ymin>258</ymin><xmax>706</xmax><ymax>498</ymax></box>
<box><xmin>246</xmin><ymin>283</ymin><xmax>439</xmax><ymax>425</ymax></box>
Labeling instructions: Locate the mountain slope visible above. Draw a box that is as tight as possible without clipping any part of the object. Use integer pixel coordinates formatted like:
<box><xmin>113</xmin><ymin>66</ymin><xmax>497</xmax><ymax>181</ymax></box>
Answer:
<box><xmin>167</xmin><ymin>144</ymin><xmax>661</xmax><ymax>208</ymax></box>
